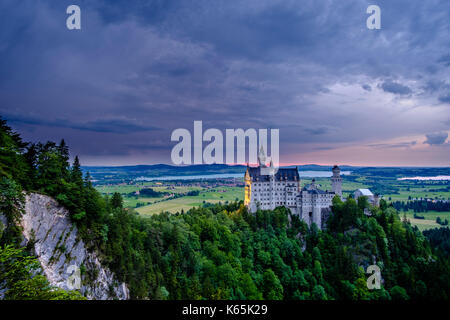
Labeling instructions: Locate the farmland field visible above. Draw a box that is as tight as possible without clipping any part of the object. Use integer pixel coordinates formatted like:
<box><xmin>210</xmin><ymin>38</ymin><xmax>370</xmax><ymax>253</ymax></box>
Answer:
<box><xmin>400</xmin><ymin>210</ymin><xmax>450</xmax><ymax>231</ymax></box>
<box><xmin>96</xmin><ymin>182</ymin><xmax>243</xmax><ymax>215</ymax></box>
<box><xmin>135</xmin><ymin>187</ymin><xmax>243</xmax><ymax>215</ymax></box>
<box><xmin>96</xmin><ymin>183</ymin><xmax>203</xmax><ymax>195</ymax></box>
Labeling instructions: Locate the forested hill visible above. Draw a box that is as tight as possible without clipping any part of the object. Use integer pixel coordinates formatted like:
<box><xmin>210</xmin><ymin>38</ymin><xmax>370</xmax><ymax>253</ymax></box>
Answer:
<box><xmin>0</xmin><ymin>117</ymin><xmax>449</xmax><ymax>300</ymax></box>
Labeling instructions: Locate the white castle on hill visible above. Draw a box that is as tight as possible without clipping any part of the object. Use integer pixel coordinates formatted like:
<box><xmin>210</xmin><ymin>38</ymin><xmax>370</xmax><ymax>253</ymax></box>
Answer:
<box><xmin>244</xmin><ymin>147</ymin><xmax>378</xmax><ymax>229</ymax></box>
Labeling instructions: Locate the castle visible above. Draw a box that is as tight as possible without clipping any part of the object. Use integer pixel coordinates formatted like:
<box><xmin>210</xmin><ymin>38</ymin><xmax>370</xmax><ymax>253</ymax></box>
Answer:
<box><xmin>244</xmin><ymin>147</ymin><xmax>343</xmax><ymax>229</ymax></box>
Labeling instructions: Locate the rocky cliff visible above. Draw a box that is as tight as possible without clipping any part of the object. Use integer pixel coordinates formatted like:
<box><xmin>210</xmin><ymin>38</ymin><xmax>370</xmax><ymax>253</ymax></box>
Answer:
<box><xmin>18</xmin><ymin>193</ymin><xmax>129</xmax><ymax>300</ymax></box>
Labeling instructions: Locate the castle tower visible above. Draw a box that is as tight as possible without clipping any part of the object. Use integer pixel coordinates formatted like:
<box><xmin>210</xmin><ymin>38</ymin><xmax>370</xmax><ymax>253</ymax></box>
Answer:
<box><xmin>258</xmin><ymin>146</ymin><xmax>267</xmax><ymax>168</ymax></box>
<box><xmin>244</xmin><ymin>164</ymin><xmax>251</xmax><ymax>207</ymax></box>
<box><xmin>373</xmin><ymin>194</ymin><xmax>380</xmax><ymax>207</ymax></box>
<box><xmin>331</xmin><ymin>165</ymin><xmax>342</xmax><ymax>198</ymax></box>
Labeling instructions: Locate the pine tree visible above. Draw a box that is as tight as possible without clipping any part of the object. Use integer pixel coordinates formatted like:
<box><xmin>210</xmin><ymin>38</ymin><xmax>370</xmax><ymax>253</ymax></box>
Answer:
<box><xmin>58</xmin><ymin>139</ymin><xmax>70</xmax><ymax>179</ymax></box>
<box><xmin>111</xmin><ymin>192</ymin><xmax>123</xmax><ymax>209</ymax></box>
<box><xmin>71</xmin><ymin>156</ymin><xmax>83</xmax><ymax>186</ymax></box>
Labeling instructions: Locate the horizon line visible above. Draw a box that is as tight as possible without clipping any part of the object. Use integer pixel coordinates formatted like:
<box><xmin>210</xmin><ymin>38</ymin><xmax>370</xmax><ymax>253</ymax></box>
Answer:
<box><xmin>79</xmin><ymin>162</ymin><xmax>450</xmax><ymax>168</ymax></box>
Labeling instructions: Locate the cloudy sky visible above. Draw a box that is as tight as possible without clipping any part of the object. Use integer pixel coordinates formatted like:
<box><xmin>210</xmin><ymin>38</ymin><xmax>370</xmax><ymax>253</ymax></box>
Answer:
<box><xmin>1</xmin><ymin>0</ymin><xmax>449</xmax><ymax>166</ymax></box>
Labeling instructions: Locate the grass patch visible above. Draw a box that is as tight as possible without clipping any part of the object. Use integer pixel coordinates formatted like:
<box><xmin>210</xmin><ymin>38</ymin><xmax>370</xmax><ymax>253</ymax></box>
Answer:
<box><xmin>136</xmin><ymin>187</ymin><xmax>243</xmax><ymax>215</ymax></box>
<box><xmin>400</xmin><ymin>210</ymin><xmax>450</xmax><ymax>231</ymax></box>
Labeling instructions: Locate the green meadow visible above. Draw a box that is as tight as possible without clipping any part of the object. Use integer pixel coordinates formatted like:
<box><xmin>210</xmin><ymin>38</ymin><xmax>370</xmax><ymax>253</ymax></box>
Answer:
<box><xmin>135</xmin><ymin>187</ymin><xmax>243</xmax><ymax>215</ymax></box>
<box><xmin>399</xmin><ymin>210</ymin><xmax>450</xmax><ymax>231</ymax></box>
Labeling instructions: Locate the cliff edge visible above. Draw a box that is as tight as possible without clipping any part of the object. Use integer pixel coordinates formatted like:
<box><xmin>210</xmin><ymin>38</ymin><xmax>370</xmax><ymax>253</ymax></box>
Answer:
<box><xmin>18</xmin><ymin>193</ymin><xmax>129</xmax><ymax>300</ymax></box>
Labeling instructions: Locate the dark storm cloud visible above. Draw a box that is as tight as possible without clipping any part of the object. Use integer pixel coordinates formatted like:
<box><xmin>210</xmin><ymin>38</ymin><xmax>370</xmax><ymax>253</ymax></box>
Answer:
<box><xmin>123</xmin><ymin>142</ymin><xmax>173</xmax><ymax>151</ymax></box>
<box><xmin>303</xmin><ymin>127</ymin><xmax>330</xmax><ymax>136</ymax></box>
<box><xmin>3</xmin><ymin>113</ymin><xmax>160</xmax><ymax>134</ymax></box>
<box><xmin>379</xmin><ymin>81</ymin><xmax>412</xmax><ymax>95</ymax></box>
<box><xmin>0</xmin><ymin>0</ymin><xmax>449</xmax><ymax>165</ymax></box>
<box><xmin>422</xmin><ymin>80</ymin><xmax>449</xmax><ymax>93</ymax></box>
<box><xmin>368</xmin><ymin>141</ymin><xmax>417</xmax><ymax>149</ymax></box>
<box><xmin>424</xmin><ymin>132</ymin><xmax>448</xmax><ymax>145</ymax></box>
<box><xmin>81</xmin><ymin>119</ymin><xmax>160</xmax><ymax>134</ymax></box>
<box><xmin>438</xmin><ymin>94</ymin><xmax>450</xmax><ymax>104</ymax></box>
<box><xmin>438</xmin><ymin>54</ymin><xmax>450</xmax><ymax>67</ymax></box>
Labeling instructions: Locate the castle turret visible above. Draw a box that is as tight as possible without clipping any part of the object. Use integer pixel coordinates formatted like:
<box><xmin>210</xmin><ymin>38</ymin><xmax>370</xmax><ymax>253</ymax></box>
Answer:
<box><xmin>331</xmin><ymin>165</ymin><xmax>342</xmax><ymax>198</ymax></box>
<box><xmin>373</xmin><ymin>193</ymin><xmax>380</xmax><ymax>207</ymax></box>
<box><xmin>244</xmin><ymin>164</ymin><xmax>252</xmax><ymax>207</ymax></box>
<box><xmin>258</xmin><ymin>146</ymin><xmax>267</xmax><ymax>168</ymax></box>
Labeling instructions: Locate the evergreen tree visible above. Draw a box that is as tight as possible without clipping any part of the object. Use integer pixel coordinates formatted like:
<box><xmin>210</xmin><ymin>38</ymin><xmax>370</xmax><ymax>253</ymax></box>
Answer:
<box><xmin>111</xmin><ymin>192</ymin><xmax>123</xmax><ymax>209</ymax></box>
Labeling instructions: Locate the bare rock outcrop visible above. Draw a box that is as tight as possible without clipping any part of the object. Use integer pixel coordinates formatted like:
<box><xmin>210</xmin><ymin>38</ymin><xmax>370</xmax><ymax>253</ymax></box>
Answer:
<box><xmin>19</xmin><ymin>193</ymin><xmax>129</xmax><ymax>300</ymax></box>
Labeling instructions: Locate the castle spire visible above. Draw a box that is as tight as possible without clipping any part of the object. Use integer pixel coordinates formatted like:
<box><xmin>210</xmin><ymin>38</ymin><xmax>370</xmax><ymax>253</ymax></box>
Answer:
<box><xmin>258</xmin><ymin>145</ymin><xmax>267</xmax><ymax>167</ymax></box>
<box><xmin>331</xmin><ymin>164</ymin><xmax>342</xmax><ymax>198</ymax></box>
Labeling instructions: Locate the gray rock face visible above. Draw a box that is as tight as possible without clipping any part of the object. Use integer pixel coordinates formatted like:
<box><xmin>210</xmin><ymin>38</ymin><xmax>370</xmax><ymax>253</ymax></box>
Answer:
<box><xmin>20</xmin><ymin>193</ymin><xmax>129</xmax><ymax>300</ymax></box>
<box><xmin>0</xmin><ymin>213</ymin><xmax>7</xmax><ymax>229</ymax></box>
<box><xmin>0</xmin><ymin>213</ymin><xmax>7</xmax><ymax>299</ymax></box>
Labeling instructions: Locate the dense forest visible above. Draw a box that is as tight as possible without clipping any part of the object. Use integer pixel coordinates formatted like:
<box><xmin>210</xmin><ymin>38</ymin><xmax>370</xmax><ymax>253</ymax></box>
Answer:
<box><xmin>0</xmin><ymin>117</ymin><xmax>449</xmax><ymax>300</ymax></box>
<box><xmin>423</xmin><ymin>228</ymin><xmax>450</xmax><ymax>256</ymax></box>
<box><xmin>392</xmin><ymin>199</ymin><xmax>450</xmax><ymax>213</ymax></box>
<box><xmin>130</xmin><ymin>188</ymin><xmax>169</xmax><ymax>198</ymax></box>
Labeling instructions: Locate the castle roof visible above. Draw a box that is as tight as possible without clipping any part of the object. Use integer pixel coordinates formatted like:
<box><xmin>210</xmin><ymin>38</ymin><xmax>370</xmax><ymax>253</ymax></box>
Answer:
<box><xmin>305</xmin><ymin>188</ymin><xmax>328</xmax><ymax>194</ymax></box>
<box><xmin>356</xmin><ymin>188</ymin><xmax>373</xmax><ymax>196</ymax></box>
<box><xmin>302</xmin><ymin>184</ymin><xmax>333</xmax><ymax>194</ymax></box>
<box><xmin>246</xmin><ymin>166</ymin><xmax>299</xmax><ymax>182</ymax></box>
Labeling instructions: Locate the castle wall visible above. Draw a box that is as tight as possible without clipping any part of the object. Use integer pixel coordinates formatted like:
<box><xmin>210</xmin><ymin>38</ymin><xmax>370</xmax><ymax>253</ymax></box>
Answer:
<box><xmin>245</xmin><ymin>164</ymin><xmax>342</xmax><ymax>230</ymax></box>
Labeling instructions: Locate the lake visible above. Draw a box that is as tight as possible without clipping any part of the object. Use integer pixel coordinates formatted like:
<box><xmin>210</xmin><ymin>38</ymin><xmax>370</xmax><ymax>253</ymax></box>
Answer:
<box><xmin>397</xmin><ymin>176</ymin><xmax>450</xmax><ymax>181</ymax></box>
<box><xmin>135</xmin><ymin>170</ymin><xmax>352</xmax><ymax>181</ymax></box>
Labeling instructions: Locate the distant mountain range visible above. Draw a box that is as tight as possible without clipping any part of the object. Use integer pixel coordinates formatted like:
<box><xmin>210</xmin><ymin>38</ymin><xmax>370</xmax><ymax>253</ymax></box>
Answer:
<box><xmin>82</xmin><ymin>163</ymin><xmax>357</xmax><ymax>173</ymax></box>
